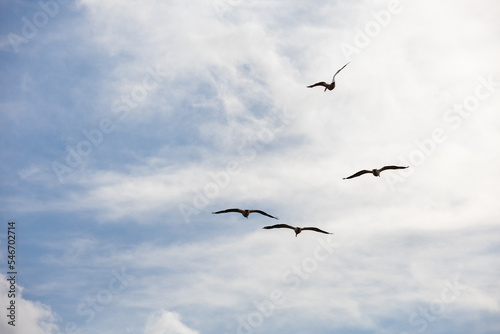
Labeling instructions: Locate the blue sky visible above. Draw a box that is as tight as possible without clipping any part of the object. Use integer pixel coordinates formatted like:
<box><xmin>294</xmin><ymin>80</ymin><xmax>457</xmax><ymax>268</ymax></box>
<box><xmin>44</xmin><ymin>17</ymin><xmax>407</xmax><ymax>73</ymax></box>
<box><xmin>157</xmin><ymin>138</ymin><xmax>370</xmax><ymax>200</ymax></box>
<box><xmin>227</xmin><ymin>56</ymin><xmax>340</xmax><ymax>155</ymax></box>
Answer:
<box><xmin>1</xmin><ymin>0</ymin><xmax>500</xmax><ymax>333</ymax></box>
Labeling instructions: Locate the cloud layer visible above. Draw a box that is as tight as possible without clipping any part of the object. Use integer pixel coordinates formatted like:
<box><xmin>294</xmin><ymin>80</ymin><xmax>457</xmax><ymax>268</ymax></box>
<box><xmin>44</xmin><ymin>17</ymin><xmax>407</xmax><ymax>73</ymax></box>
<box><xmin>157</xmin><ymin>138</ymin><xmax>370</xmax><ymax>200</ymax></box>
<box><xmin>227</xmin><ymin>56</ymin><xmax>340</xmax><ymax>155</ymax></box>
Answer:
<box><xmin>1</xmin><ymin>0</ymin><xmax>499</xmax><ymax>333</ymax></box>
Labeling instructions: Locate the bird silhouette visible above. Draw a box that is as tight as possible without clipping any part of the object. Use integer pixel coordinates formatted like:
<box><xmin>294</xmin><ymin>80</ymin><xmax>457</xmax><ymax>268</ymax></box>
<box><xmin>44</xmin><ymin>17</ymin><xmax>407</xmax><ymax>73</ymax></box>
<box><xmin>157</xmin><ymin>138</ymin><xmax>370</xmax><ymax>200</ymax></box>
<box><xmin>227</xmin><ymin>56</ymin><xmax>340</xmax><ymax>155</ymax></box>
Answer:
<box><xmin>343</xmin><ymin>166</ymin><xmax>409</xmax><ymax>179</ymax></box>
<box><xmin>263</xmin><ymin>224</ymin><xmax>332</xmax><ymax>237</ymax></box>
<box><xmin>307</xmin><ymin>62</ymin><xmax>350</xmax><ymax>91</ymax></box>
<box><xmin>212</xmin><ymin>208</ymin><xmax>278</xmax><ymax>219</ymax></box>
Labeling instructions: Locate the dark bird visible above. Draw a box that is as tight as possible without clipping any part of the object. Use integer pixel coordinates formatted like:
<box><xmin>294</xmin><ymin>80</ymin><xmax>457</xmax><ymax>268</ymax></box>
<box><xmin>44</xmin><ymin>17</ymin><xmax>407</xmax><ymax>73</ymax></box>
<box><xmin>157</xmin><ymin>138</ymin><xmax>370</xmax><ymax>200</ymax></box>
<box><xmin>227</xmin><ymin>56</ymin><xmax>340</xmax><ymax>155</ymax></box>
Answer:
<box><xmin>212</xmin><ymin>208</ymin><xmax>278</xmax><ymax>219</ymax></box>
<box><xmin>343</xmin><ymin>166</ymin><xmax>409</xmax><ymax>179</ymax></box>
<box><xmin>307</xmin><ymin>62</ymin><xmax>350</xmax><ymax>91</ymax></box>
<box><xmin>263</xmin><ymin>224</ymin><xmax>332</xmax><ymax>237</ymax></box>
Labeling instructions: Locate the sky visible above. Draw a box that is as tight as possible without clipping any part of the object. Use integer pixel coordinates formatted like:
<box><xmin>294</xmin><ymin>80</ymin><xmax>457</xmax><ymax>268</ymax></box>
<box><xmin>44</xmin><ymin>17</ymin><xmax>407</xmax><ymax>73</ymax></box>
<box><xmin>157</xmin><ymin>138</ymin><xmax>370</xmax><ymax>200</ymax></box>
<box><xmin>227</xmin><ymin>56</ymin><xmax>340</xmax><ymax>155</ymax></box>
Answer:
<box><xmin>0</xmin><ymin>0</ymin><xmax>500</xmax><ymax>333</ymax></box>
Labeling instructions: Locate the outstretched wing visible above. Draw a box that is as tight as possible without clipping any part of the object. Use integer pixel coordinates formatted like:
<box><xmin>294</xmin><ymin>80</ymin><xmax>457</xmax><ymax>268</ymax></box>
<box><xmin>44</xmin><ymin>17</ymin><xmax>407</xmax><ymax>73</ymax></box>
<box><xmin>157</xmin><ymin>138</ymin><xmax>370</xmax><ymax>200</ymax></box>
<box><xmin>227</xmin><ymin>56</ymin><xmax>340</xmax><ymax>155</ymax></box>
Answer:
<box><xmin>263</xmin><ymin>224</ymin><xmax>295</xmax><ymax>230</ymax></box>
<box><xmin>302</xmin><ymin>227</ymin><xmax>332</xmax><ymax>234</ymax></box>
<box><xmin>250</xmin><ymin>210</ymin><xmax>278</xmax><ymax>219</ymax></box>
<box><xmin>212</xmin><ymin>208</ymin><xmax>243</xmax><ymax>214</ymax></box>
<box><xmin>343</xmin><ymin>169</ymin><xmax>371</xmax><ymax>179</ymax></box>
<box><xmin>331</xmin><ymin>62</ymin><xmax>350</xmax><ymax>82</ymax></box>
<box><xmin>307</xmin><ymin>82</ymin><xmax>329</xmax><ymax>88</ymax></box>
<box><xmin>379</xmin><ymin>165</ymin><xmax>409</xmax><ymax>173</ymax></box>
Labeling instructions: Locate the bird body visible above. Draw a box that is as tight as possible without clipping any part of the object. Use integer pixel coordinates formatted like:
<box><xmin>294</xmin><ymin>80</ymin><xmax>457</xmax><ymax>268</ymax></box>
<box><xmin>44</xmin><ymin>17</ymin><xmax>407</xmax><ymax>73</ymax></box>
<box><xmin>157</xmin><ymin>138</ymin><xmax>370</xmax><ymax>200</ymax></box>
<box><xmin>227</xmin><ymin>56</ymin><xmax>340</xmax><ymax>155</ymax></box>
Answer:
<box><xmin>263</xmin><ymin>224</ymin><xmax>332</xmax><ymax>237</ymax></box>
<box><xmin>343</xmin><ymin>166</ymin><xmax>409</xmax><ymax>179</ymax></box>
<box><xmin>307</xmin><ymin>62</ymin><xmax>349</xmax><ymax>92</ymax></box>
<box><xmin>212</xmin><ymin>208</ymin><xmax>278</xmax><ymax>220</ymax></box>
<box><xmin>307</xmin><ymin>81</ymin><xmax>336</xmax><ymax>91</ymax></box>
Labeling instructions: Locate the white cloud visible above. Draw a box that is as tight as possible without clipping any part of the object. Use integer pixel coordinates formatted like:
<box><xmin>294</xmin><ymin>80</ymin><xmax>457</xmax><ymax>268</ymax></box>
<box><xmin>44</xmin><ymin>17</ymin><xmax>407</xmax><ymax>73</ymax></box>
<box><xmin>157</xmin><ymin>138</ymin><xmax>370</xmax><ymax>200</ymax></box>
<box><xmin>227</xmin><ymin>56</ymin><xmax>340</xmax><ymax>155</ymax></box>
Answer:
<box><xmin>15</xmin><ymin>0</ymin><xmax>496</xmax><ymax>225</ymax></box>
<box><xmin>144</xmin><ymin>310</ymin><xmax>198</xmax><ymax>334</ymax></box>
<box><xmin>0</xmin><ymin>274</ymin><xmax>59</xmax><ymax>334</ymax></box>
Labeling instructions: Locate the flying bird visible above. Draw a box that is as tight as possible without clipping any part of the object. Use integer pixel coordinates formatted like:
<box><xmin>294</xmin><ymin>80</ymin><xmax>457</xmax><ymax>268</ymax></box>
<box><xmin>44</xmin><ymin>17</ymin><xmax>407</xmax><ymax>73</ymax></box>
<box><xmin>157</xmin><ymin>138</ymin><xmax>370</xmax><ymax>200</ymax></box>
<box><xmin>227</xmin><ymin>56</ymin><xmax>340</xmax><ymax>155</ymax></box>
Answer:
<box><xmin>307</xmin><ymin>62</ymin><xmax>350</xmax><ymax>92</ymax></box>
<box><xmin>343</xmin><ymin>166</ymin><xmax>409</xmax><ymax>179</ymax></box>
<box><xmin>263</xmin><ymin>224</ymin><xmax>332</xmax><ymax>237</ymax></box>
<box><xmin>212</xmin><ymin>208</ymin><xmax>278</xmax><ymax>219</ymax></box>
